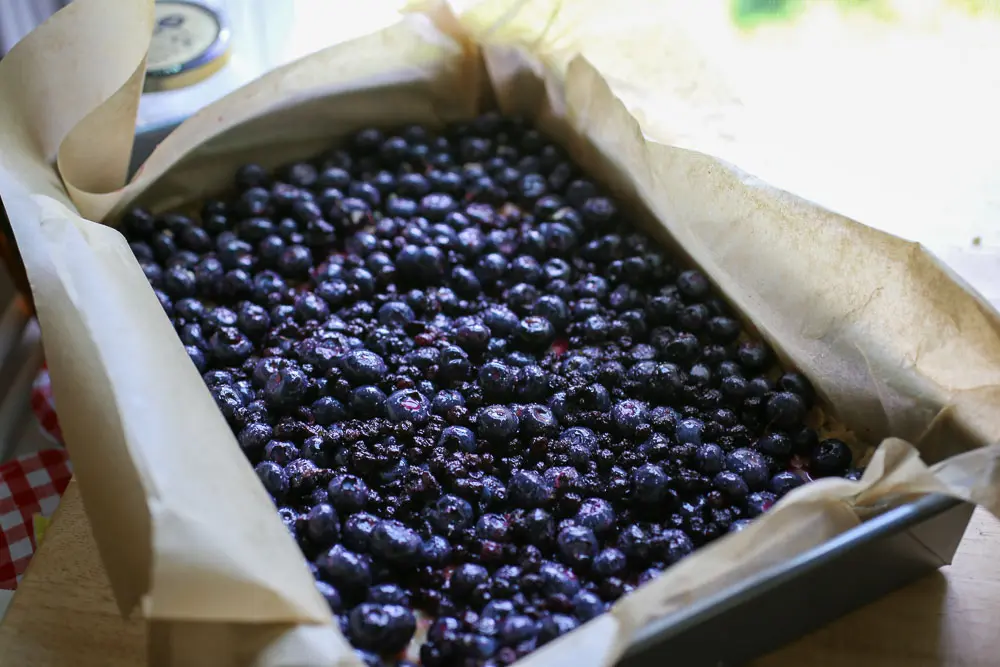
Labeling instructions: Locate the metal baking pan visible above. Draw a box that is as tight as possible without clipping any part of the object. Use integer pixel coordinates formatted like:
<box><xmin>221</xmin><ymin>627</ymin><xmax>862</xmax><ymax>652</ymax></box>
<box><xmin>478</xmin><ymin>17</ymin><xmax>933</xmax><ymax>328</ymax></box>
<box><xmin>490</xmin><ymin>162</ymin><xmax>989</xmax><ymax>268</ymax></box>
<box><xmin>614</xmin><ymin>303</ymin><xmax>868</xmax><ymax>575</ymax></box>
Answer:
<box><xmin>119</xmin><ymin>128</ymin><xmax>982</xmax><ymax>666</ymax></box>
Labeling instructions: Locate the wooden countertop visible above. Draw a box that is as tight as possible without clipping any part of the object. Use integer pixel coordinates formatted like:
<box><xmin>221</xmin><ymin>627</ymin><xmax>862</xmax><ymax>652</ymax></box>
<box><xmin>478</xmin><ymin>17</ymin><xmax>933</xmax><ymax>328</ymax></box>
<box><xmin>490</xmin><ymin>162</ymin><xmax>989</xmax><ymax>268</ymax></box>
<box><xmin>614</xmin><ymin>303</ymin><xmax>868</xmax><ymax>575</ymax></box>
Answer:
<box><xmin>1</xmin><ymin>480</ymin><xmax>998</xmax><ymax>666</ymax></box>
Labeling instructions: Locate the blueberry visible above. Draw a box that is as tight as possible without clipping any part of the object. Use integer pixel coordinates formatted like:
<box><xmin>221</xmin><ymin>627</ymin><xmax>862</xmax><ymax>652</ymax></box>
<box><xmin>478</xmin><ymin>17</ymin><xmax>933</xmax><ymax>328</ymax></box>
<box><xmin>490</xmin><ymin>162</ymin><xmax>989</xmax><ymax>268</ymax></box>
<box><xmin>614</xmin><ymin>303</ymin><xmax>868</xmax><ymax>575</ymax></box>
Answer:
<box><xmin>263</xmin><ymin>365</ymin><xmax>309</xmax><ymax>408</ymax></box>
<box><xmin>746</xmin><ymin>491</ymin><xmax>778</xmax><ymax>517</ymax></box>
<box><xmin>328</xmin><ymin>474</ymin><xmax>370</xmax><ymax>513</ymax></box>
<box><xmin>350</xmin><ymin>385</ymin><xmax>387</xmax><ymax>417</ymax></box>
<box><xmin>499</xmin><ymin>615</ymin><xmax>539</xmax><ymax>646</ymax></box>
<box><xmin>725</xmin><ymin>448</ymin><xmax>770</xmax><ymax>490</ymax></box>
<box><xmin>675</xmin><ymin>418</ymin><xmax>704</xmax><ymax>445</ymax></box>
<box><xmin>210</xmin><ymin>326</ymin><xmax>253</xmax><ymax>365</ymax></box>
<box><xmin>341</xmin><ymin>349</ymin><xmax>388</xmax><ymax>385</ymax></box>
<box><xmin>519</xmin><ymin>508</ymin><xmax>555</xmax><ymax>543</ymax></box>
<box><xmin>695</xmin><ymin>443</ymin><xmax>726</xmax><ymax>475</ymax></box>
<box><xmin>385</xmin><ymin>389</ymin><xmax>430</xmax><ymax>424</ymax></box>
<box><xmin>477</xmin><ymin>405</ymin><xmax>519</xmax><ymax>442</ymax></box>
<box><xmin>508</xmin><ymin>470</ymin><xmax>553</xmax><ymax>509</ymax></box>
<box><xmin>432</xmin><ymin>390</ymin><xmax>465</xmax><ymax>415</ymax></box>
<box><xmin>574</xmin><ymin>498</ymin><xmax>615</xmax><ymax>534</ymax></box>
<box><xmin>713</xmin><ymin>471</ymin><xmax>750</xmax><ymax>501</ymax></box>
<box><xmin>766</xmin><ymin>391</ymin><xmax>807</xmax><ymax>429</ymax></box>
<box><xmin>519</xmin><ymin>404</ymin><xmax>557</xmax><ymax>437</ymax></box>
<box><xmin>343</xmin><ymin>512</ymin><xmax>380</xmax><ymax>552</ymax></box>
<box><xmin>611</xmin><ymin>399</ymin><xmax>649</xmax><ymax>436</ymax></box>
<box><xmin>255</xmin><ymin>461</ymin><xmax>288</xmax><ymax>498</ymax></box>
<box><xmin>572</xmin><ymin>591</ymin><xmax>605</xmax><ymax>621</ymax></box>
<box><xmin>306</xmin><ymin>503</ymin><xmax>341</xmax><ymax>547</ymax></box>
<box><xmin>421</xmin><ymin>535</ymin><xmax>452</xmax><ymax>565</ymax></box>
<box><xmin>312</xmin><ymin>396</ymin><xmax>347</xmax><ymax>426</ymax></box>
<box><xmin>348</xmin><ymin>603</ymin><xmax>416</xmax><ymax>654</ymax></box>
<box><xmin>479</xmin><ymin>361</ymin><xmax>517</xmax><ymax>398</ymax></box>
<box><xmin>631</xmin><ymin>463</ymin><xmax>669</xmax><ymax>504</ymax></box>
<box><xmin>476</xmin><ymin>513</ymin><xmax>511</xmax><ymax>542</ymax></box>
<box><xmin>757</xmin><ymin>432</ymin><xmax>792</xmax><ymax>457</ymax></box>
<box><xmin>538</xmin><ymin>614</ymin><xmax>579</xmax><ymax>645</ymax></box>
<box><xmin>592</xmin><ymin>548</ymin><xmax>627</xmax><ymax>577</ymax></box>
<box><xmin>450</xmin><ymin>563</ymin><xmax>489</xmax><ymax>599</ymax></box>
<box><xmin>655</xmin><ymin>529</ymin><xmax>694</xmax><ymax>564</ymax></box>
<box><xmin>810</xmin><ymin>438</ymin><xmax>853</xmax><ymax>477</ymax></box>
<box><xmin>371</xmin><ymin>519</ymin><xmax>424</xmax><ymax>564</ymax></box>
<box><xmin>316</xmin><ymin>580</ymin><xmax>343</xmax><ymax>612</ymax></box>
<box><xmin>426</xmin><ymin>494</ymin><xmax>474</xmax><ymax>536</ymax></box>
<box><xmin>538</xmin><ymin>561</ymin><xmax>580</xmax><ymax>597</ymax></box>
<box><xmin>557</xmin><ymin>525</ymin><xmax>599</xmax><ymax>566</ymax></box>
<box><xmin>317</xmin><ymin>544</ymin><xmax>371</xmax><ymax>593</ymax></box>
<box><xmin>439</xmin><ymin>425</ymin><xmax>477</xmax><ymax>453</ymax></box>
<box><xmin>779</xmin><ymin>371</ymin><xmax>815</xmax><ymax>406</ymax></box>
<box><xmin>517</xmin><ymin>316</ymin><xmax>555</xmax><ymax>350</ymax></box>
<box><xmin>676</xmin><ymin>270</ymin><xmax>710</xmax><ymax>298</ymax></box>
<box><xmin>770</xmin><ymin>471</ymin><xmax>807</xmax><ymax>496</ymax></box>
<box><xmin>455</xmin><ymin>320</ymin><xmax>492</xmax><ymax>353</ymax></box>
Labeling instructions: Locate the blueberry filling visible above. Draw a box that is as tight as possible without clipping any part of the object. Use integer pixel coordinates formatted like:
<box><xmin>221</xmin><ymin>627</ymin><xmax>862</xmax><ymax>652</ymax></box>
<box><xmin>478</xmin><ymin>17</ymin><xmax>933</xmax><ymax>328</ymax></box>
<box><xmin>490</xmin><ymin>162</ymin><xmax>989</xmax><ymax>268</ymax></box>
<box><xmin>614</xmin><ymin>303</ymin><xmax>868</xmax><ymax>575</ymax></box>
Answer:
<box><xmin>122</xmin><ymin>114</ymin><xmax>862</xmax><ymax>666</ymax></box>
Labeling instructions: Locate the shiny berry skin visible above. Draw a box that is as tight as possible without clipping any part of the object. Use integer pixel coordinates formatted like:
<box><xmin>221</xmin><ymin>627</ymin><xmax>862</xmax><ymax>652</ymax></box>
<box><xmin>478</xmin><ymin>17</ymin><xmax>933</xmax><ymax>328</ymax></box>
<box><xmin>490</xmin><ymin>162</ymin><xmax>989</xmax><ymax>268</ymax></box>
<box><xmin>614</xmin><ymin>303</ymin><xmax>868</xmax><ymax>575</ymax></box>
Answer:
<box><xmin>385</xmin><ymin>389</ymin><xmax>431</xmax><ymax>424</ymax></box>
<box><xmin>477</xmin><ymin>405</ymin><xmax>520</xmax><ymax>442</ymax></box>
<box><xmin>725</xmin><ymin>448</ymin><xmax>770</xmax><ymax>490</ymax></box>
<box><xmin>508</xmin><ymin>470</ymin><xmax>553</xmax><ymax>509</ymax></box>
<box><xmin>426</xmin><ymin>494</ymin><xmax>474</xmax><ymax>536</ymax></box>
<box><xmin>557</xmin><ymin>525</ymin><xmax>599</xmax><ymax>566</ymax></box>
<box><xmin>371</xmin><ymin>520</ymin><xmax>424</xmax><ymax>565</ymax></box>
<box><xmin>348</xmin><ymin>603</ymin><xmax>416</xmax><ymax>654</ymax></box>
<box><xmin>317</xmin><ymin>544</ymin><xmax>372</xmax><ymax>594</ymax></box>
<box><xmin>810</xmin><ymin>438</ymin><xmax>853</xmax><ymax>477</ymax></box>
<box><xmin>328</xmin><ymin>474</ymin><xmax>370</xmax><ymax>513</ymax></box>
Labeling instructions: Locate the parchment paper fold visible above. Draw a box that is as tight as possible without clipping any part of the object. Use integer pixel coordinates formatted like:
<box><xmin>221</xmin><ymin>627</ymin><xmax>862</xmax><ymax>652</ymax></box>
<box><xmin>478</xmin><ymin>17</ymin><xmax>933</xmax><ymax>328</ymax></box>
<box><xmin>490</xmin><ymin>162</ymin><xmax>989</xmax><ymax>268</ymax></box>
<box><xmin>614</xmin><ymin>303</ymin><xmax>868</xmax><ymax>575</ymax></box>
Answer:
<box><xmin>1</xmin><ymin>0</ymin><xmax>998</xmax><ymax>665</ymax></box>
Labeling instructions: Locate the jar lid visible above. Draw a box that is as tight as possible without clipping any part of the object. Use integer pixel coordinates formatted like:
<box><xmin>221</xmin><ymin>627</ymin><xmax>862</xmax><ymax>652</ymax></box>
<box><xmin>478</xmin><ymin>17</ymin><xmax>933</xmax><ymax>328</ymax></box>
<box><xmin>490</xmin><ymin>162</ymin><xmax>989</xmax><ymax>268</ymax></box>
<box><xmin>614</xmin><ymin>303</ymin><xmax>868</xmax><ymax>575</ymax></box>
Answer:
<box><xmin>144</xmin><ymin>1</ymin><xmax>231</xmax><ymax>92</ymax></box>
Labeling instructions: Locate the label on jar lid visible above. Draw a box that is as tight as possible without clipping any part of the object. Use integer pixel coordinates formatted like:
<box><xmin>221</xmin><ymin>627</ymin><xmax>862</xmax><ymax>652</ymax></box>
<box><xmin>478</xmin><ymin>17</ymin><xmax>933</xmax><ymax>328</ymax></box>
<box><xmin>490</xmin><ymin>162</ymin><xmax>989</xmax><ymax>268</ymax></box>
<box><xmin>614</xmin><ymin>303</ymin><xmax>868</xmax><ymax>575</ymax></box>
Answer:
<box><xmin>145</xmin><ymin>1</ymin><xmax>231</xmax><ymax>92</ymax></box>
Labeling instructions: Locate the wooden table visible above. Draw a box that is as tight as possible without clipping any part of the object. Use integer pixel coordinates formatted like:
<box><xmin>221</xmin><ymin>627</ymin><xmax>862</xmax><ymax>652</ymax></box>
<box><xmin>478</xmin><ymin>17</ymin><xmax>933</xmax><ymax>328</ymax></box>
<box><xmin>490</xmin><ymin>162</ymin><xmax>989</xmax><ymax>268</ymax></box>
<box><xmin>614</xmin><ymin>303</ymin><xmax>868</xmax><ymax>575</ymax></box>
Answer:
<box><xmin>1</xmin><ymin>481</ymin><xmax>998</xmax><ymax>666</ymax></box>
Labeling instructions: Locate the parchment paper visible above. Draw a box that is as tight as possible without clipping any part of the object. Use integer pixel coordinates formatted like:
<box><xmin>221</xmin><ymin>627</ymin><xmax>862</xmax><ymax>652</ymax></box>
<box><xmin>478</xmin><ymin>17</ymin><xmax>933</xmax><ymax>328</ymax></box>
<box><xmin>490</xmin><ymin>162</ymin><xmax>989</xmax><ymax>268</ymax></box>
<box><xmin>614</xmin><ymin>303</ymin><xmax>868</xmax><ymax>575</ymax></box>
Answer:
<box><xmin>1</xmin><ymin>0</ymin><xmax>999</xmax><ymax>665</ymax></box>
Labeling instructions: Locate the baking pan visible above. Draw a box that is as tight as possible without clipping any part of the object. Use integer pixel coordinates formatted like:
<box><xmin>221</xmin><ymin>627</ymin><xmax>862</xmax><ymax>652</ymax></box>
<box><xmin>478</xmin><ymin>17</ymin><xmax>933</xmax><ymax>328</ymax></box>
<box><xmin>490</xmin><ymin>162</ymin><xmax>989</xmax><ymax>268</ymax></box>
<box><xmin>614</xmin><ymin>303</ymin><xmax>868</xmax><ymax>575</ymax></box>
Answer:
<box><xmin>123</xmin><ymin>128</ymin><xmax>983</xmax><ymax>666</ymax></box>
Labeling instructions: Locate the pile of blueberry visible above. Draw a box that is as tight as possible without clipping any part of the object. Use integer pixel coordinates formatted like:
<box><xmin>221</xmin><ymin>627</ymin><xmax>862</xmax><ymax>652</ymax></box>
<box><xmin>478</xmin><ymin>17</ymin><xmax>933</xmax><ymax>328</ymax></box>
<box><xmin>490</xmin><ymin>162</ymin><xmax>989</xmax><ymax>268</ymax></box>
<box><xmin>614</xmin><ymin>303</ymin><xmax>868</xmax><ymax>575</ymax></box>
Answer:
<box><xmin>122</xmin><ymin>113</ymin><xmax>862</xmax><ymax>667</ymax></box>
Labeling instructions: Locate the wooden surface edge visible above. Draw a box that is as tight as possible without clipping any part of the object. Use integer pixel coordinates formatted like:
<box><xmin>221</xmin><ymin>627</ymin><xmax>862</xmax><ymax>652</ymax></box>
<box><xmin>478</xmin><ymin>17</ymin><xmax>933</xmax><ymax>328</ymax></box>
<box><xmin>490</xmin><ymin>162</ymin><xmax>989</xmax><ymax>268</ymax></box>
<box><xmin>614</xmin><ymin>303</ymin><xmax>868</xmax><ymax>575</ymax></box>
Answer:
<box><xmin>1</xmin><ymin>483</ymin><xmax>999</xmax><ymax>666</ymax></box>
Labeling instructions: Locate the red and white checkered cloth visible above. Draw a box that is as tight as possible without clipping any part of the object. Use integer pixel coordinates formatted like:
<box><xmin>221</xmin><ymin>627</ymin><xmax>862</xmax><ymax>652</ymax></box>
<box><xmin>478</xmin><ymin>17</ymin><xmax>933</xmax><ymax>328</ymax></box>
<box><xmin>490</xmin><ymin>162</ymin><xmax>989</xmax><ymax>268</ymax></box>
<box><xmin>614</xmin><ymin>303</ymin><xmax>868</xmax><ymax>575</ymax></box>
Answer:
<box><xmin>0</xmin><ymin>365</ymin><xmax>71</xmax><ymax>590</ymax></box>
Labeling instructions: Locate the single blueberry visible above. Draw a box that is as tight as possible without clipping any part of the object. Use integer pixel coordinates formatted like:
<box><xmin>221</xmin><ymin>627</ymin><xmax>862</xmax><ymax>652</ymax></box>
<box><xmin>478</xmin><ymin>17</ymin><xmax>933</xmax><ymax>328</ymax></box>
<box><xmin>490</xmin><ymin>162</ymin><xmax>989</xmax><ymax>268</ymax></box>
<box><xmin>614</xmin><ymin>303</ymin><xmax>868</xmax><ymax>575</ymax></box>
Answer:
<box><xmin>538</xmin><ymin>561</ymin><xmax>581</xmax><ymax>597</ymax></box>
<box><xmin>315</xmin><ymin>580</ymin><xmax>342</xmax><ymax>613</ymax></box>
<box><xmin>746</xmin><ymin>491</ymin><xmax>778</xmax><ymax>517</ymax></box>
<box><xmin>725</xmin><ymin>448</ymin><xmax>770</xmax><ymax>490</ymax></box>
<box><xmin>476</xmin><ymin>513</ymin><xmax>511</xmax><ymax>542</ymax></box>
<box><xmin>770</xmin><ymin>471</ymin><xmax>807</xmax><ymax>496</ymax></box>
<box><xmin>592</xmin><ymin>548</ymin><xmax>627</xmax><ymax>577</ymax></box>
<box><xmin>426</xmin><ymin>494</ymin><xmax>475</xmax><ymax>536</ymax></box>
<box><xmin>421</xmin><ymin>535</ymin><xmax>452</xmax><ymax>566</ymax></box>
<box><xmin>499</xmin><ymin>615</ymin><xmax>539</xmax><ymax>646</ymax></box>
<box><xmin>556</xmin><ymin>525</ymin><xmax>599</xmax><ymax>566</ymax></box>
<box><xmin>385</xmin><ymin>389</ymin><xmax>431</xmax><ymax>424</ymax></box>
<box><xmin>340</xmin><ymin>349</ymin><xmax>387</xmax><ymax>385</ymax></box>
<box><xmin>317</xmin><ymin>544</ymin><xmax>371</xmax><ymax>593</ymax></box>
<box><xmin>611</xmin><ymin>399</ymin><xmax>649</xmax><ymax>436</ymax></box>
<box><xmin>757</xmin><ymin>432</ymin><xmax>793</xmax><ymax>457</ymax></box>
<box><xmin>350</xmin><ymin>385</ymin><xmax>387</xmax><ymax>417</ymax></box>
<box><xmin>450</xmin><ymin>562</ymin><xmax>489</xmax><ymax>599</ymax></box>
<box><xmin>432</xmin><ymin>389</ymin><xmax>465</xmax><ymax>415</ymax></box>
<box><xmin>810</xmin><ymin>438</ymin><xmax>853</xmax><ymax>477</ymax></box>
<box><xmin>255</xmin><ymin>461</ymin><xmax>288</xmax><ymax>498</ymax></box>
<box><xmin>371</xmin><ymin>520</ymin><xmax>424</xmax><ymax>564</ymax></box>
<box><xmin>631</xmin><ymin>463</ymin><xmax>669</xmax><ymax>504</ymax></box>
<box><xmin>439</xmin><ymin>425</ymin><xmax>477</xmax><ymax>453</ymax></box>
<box><xmin>343</xmin><ymin>512</ymin><xmax>380</xmax><ymax>552</ymax></box>
<box><xmin>508</xmin><ymin>470</ymin><xmax>553</xmax><ymax>509</ymax></box>
<box><xmin>306</xmin><ymin>503</ymin><xmax>340</xmax><ymax>547</ymax></box>
<box><xmin>695</xmin><ymin>443</ymin><xmax>726</xmax><ymax>475</ymax></box>
<box><xmin>477</xmin><ymin>405</ymin><xmax>520</xmax><ymax>443</ymax></box>
<box><xmin>574</xmin><ymin>498</ymin><xmax>615</xmax><ymax>534</ymax></box>
<box><xmin>572</xmin><ymin>591</ymin><xmax>605</xmax><ymax>621</ymax></box>
<box><xmin>766</xmin><ymin>391</ymin><xmax>808</xmax><ymax>429</ymax></box>
<box><xmin>675</xmin><ymin>418</ymin><xmax>704</xmax><ymax>445</ymax></box>
<box><xmin>327</xmin><ymin>474</ymin><xmax>370</xmax><ymax>513</ymax></box>
<box><xmin>348</xmin><ymin>603</ymin><xmax>416</xmax><ymax>654</ymax></box>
